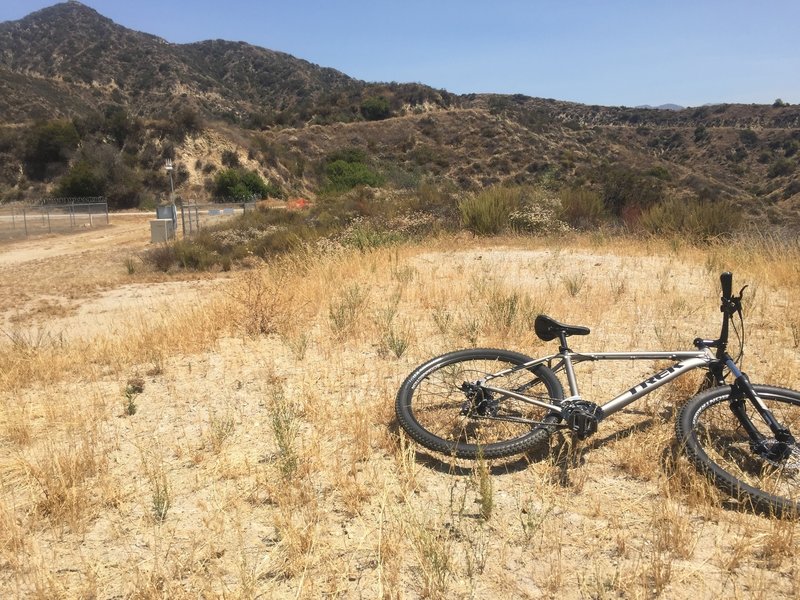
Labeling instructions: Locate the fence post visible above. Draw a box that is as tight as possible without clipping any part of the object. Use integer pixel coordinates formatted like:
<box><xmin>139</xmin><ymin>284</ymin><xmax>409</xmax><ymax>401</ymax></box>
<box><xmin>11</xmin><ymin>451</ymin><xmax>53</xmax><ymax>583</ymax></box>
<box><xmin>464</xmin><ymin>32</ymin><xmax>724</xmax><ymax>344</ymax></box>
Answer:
<box><xmin>23</xmin><ymin>208</ymin><xmax>28</xmax><ymax>237</ymax></box>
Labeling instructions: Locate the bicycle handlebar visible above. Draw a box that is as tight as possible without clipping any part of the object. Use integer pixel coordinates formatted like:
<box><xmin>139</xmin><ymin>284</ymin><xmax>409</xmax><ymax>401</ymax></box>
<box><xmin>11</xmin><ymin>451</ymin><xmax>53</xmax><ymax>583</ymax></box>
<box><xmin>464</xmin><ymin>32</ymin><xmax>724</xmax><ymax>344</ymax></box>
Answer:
<box><xmin>720</xmin><ymin>271</ymin><xmax>733</xmax><ymax>300</ymax></box>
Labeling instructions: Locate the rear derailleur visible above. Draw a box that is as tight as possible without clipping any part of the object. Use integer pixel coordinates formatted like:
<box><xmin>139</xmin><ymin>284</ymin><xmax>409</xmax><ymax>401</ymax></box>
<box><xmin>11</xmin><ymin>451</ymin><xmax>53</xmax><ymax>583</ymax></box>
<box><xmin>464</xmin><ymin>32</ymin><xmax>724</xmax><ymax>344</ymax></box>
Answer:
<box><xmin>460</xmin><ymin>382</ymin><xmax>498</xmax><ymax>418</ymax></box>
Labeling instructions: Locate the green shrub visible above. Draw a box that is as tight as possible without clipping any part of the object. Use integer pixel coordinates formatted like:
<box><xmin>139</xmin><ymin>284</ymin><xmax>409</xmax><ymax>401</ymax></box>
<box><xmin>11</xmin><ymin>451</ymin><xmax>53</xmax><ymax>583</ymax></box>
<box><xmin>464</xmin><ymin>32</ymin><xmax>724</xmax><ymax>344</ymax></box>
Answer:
<box><xmin>768</xmin><ymin>158</ymin><xmax>795</xmax><ymax>178</ymax></box>
<box><xmin>599</xmin><ymin>166</ymin><xmax>665</xmax><ymax>218</ymax></box>
<box><xmin>173</xmin><ymin>240</ymin><xmax>218</xmax><ymax>270</ymax></box>
<box><xmin>57</xmin><ymin>160</ymin><xmax>106</xmax><ymax>197</ymax></box>
<box><xmin>639</xmin><ymin>197</ymin><xmax>742</xmax><ymax>240</ymax></box>
<box><xmin>360</xmin><ymin>96</ymin><xmax>391</xmax><ymax>121</ymax></box>
<box><xmin>458</xmin><ymin>186</ymin><xmax>521</xmax><ymax>235</ymax></box>
<box><xmin>213</xmin><ymin>167</ymin><xmax>281</xmax><ymax>200</ymax></box>
<box><xmin>558</xmin><ymin>187</ymin><xmax>608</xmax><ymax>229</ymax></box>
<box><xmin>321</xmin><ymin>149</ymin><xmax>384</xmax><ymax>193</ymax></box>
<box><xmin>24</xmin><ymin>120</ymin><xmax>80</xmax><ymax>180</ymax></box>
<box><xmin>143</xmin><ymin>244</ymin><xmax>177</xmax><ymax>272</ymax></box>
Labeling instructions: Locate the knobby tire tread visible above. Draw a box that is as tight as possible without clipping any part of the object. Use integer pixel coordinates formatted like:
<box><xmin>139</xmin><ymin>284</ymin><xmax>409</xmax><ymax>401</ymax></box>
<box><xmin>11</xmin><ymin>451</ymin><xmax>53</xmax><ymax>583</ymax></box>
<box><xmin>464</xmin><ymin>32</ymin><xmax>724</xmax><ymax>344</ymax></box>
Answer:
<box><xmin>396</xmin><ymin>348</ymin><xmax>564</xmax><ymax>459</ymax></box>
<box><xmin>677</xmin><ymin>384</ymin><xmax>800</xmax><ymax>517</ymax></box>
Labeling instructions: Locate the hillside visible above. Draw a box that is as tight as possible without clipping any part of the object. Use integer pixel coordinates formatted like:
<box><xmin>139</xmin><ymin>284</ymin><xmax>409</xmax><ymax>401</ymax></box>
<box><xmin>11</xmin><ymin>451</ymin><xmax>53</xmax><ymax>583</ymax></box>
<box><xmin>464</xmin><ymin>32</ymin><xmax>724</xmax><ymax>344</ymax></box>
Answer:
<box><xmin>0</xmin><ymin>2</ymin><xmax>799</xmax><ymax>227</ymax></box>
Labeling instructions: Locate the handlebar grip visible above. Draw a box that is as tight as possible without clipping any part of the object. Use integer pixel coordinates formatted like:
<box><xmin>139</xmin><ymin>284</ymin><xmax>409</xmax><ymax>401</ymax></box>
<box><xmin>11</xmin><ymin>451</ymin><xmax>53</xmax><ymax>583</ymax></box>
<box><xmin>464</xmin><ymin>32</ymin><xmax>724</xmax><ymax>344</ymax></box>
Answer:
<box><xmin>720</xmin><ymin>272</ymin><xmax>733</xmax><ymax>299</ymax></box>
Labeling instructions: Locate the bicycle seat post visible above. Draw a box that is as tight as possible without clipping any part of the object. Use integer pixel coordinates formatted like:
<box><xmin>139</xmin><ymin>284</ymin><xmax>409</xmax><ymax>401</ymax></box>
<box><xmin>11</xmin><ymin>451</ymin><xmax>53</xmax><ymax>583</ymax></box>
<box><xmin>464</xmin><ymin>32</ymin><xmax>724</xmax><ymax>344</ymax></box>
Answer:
<box><xmin>559</xmin><ymin>331</ymin><xmax>581</xmax><ymax>399</ymax></box>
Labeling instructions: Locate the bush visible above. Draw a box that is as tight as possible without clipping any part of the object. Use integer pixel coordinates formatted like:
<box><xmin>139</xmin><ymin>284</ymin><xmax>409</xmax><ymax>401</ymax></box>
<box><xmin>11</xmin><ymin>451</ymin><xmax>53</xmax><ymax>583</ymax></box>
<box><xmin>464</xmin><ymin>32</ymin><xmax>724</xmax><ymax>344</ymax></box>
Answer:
<box><xmin>173</xmin><ymin>240</ymin><xmax>218</xmax><ymax>270</ymax></box>
<box><xmin>143</xmin><ymin>244</ymin><xmax>177</xmax><ymax>272</ymax></box>
<box><xmin>24</xmin><ymin>120</ymin><xmax>80</xmax><ymax>180</ymax></box>
<box><xmin>768</xmin><ymin>158</ymin><xmax>795</xmax><ymax>178</ymax></box>
<box><xmin>325</xmin><ymin>160</ymin><xmax>383</xmax><ymax>192</ymax></box>
<box><xmin>558</xmin><ymin>187</ymin><xmax>608</xmax><ymax>229</ymax></box>
<box><xmin>57</xmin><ymin>160</ymin><xmax>106</xmax><ymax>197</ymax></box>
<box><xmin>458</xmin><ymin>186</ymin><xmax>522</xmax><ymax>235</ymax></box>
<box><xmin>360</xmin><ymin>96</ymin><xmax>391</xmax><ymax>121</ymax></box>
<box><xmin>322</xmin><ymin>149</ymin><xmax>383</xmax><ymax>193</ymax></box>
<box><xmin>214</xmin><ymin>168</ymin><xmax>281</xmax><ymax>200</ymax></box>
<box><xmin>221</xmin><ymin>150</ymin><xmax>240</xmax><ymax>167</ymax></box>
<box><xmin>599</xmin><ymin>166</ymin><xmax>664</xmax><ymax>218</ymax></box>
<box><xmin>639</xmin><ymin>197</ymin><xmax>742</xmax><ymax>240</ymax></box>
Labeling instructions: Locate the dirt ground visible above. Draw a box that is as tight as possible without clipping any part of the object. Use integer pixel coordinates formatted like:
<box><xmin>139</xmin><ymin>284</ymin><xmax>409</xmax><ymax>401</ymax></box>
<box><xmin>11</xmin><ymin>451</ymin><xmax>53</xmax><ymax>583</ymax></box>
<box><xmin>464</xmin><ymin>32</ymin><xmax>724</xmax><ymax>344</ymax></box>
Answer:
<box><xmin>2</xmin><ymin>224</ymin><xmax>800</xmax><ymax>599</ymax></box>
<box><xmin>0</xmin><ymin>214</ymin><xmax>224</xmax><ymax>339</ymax></box>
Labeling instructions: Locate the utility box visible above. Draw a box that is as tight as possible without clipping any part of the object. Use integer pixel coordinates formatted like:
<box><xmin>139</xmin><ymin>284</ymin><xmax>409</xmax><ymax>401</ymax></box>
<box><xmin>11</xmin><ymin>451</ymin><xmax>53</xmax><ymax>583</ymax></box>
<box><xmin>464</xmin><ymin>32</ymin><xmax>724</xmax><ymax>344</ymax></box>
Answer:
<box><xmin>150</xmin><ymin>218</ymin><xmax>175</xmax><ymax>243</ymax></box>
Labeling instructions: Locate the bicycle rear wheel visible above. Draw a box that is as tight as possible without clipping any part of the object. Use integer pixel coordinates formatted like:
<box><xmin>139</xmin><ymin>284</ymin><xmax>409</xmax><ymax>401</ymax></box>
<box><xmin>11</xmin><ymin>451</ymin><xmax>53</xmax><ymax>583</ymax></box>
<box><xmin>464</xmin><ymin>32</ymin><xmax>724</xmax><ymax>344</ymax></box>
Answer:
<box><xmin>395</xmin><ymin>348</ymin><xmax>564</xmax><ymax>459</ymax></box>
<box><xmin>677</xmin><ymin>384</ymin><xmax>800</xmax><ymax>516</ymax></box>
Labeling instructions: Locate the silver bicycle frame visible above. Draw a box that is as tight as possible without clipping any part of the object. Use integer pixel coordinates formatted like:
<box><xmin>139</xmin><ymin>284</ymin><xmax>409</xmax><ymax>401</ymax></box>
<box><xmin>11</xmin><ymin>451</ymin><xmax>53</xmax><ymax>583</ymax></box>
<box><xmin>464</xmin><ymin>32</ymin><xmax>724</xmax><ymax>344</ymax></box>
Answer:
<box><xmin>481</xmin><ymin>349</ymin><xmax>715</xmax><ymax>419</ymax></box>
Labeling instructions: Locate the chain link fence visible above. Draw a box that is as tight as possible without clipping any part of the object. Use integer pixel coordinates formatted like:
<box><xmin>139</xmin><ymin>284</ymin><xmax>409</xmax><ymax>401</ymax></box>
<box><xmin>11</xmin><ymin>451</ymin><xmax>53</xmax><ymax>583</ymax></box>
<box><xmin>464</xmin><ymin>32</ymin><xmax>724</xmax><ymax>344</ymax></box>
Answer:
<box><xmin>0</xmin><ymin>198</ymin><xmax>109</xmax><ymax>241</ymax></box>
<box><xmin>179</xmin><ymin>201</ymin><xmax>256</xmax><ymax>236</ymax></box>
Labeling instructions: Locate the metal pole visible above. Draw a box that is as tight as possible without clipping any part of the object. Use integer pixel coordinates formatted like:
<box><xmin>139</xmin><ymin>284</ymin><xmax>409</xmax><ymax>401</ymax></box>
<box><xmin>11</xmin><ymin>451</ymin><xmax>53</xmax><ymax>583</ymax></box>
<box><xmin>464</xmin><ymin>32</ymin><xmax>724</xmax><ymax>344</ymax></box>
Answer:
<box><xmin>23</xmin><ymin>208</ymin><xmax>28</xmax><ymax>237</ymax></box>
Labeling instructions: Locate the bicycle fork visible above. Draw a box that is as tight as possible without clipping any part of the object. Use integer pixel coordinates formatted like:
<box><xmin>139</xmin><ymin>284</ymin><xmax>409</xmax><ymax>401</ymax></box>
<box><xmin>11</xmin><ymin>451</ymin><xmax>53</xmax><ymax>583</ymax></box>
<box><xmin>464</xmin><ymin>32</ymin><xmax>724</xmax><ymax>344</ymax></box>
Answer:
<box><xmin>725</xmin><ymin>358</ymin><xmax>797</xmax><ymax>463</ymax></box>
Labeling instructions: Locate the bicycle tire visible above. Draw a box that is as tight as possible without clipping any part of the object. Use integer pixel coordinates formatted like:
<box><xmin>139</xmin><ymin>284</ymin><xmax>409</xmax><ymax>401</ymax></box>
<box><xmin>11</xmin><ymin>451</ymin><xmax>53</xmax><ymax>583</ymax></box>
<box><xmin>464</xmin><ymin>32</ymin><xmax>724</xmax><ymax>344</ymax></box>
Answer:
<box><xmin>396</xmin><ymin>348</ymin><xmax>564</xmax><ymax>459</ymax></box>
<box><xmin>677</xmin><ymin>384</ymin><xmax>800</xmax><ymax>516</ymax></box>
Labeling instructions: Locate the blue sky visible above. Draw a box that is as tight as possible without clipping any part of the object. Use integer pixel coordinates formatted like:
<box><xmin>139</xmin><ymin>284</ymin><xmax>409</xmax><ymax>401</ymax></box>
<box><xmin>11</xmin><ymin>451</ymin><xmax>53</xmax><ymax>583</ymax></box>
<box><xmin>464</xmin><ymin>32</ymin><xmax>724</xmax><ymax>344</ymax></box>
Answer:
<box><xmin>2</xmin><ymin>0</ymin><xmax>799</xmax><ymax>107</ymax></box>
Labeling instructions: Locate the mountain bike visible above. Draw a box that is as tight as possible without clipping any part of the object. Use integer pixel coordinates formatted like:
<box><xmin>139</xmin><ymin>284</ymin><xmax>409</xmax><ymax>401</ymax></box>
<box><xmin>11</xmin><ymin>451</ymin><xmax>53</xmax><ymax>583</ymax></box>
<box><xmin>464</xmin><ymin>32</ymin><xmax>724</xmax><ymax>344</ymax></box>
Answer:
<box><xmin>396</xmin><ymin>272</ymin><xmax>800</xmax><ymax>515</ymax></box>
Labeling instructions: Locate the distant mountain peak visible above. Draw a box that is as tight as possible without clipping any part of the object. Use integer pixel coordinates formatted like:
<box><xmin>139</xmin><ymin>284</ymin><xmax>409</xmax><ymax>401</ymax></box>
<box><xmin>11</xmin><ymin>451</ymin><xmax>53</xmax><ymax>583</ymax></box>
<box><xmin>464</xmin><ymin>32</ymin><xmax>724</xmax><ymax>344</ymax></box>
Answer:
<box><xmin>635</xmin><ymin>103</ymin><xmax>685</xmax><ymax>111</ymax></box>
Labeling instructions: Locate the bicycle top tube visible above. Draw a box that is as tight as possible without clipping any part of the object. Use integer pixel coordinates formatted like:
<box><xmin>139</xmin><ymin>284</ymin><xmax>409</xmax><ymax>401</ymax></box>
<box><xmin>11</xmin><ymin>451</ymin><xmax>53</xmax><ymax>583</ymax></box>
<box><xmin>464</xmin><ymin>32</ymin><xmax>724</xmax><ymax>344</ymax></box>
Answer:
<box><xmin>480</xmin><ymin>347</ymin><xmax>717</xmax><ymax>418</ymax></box>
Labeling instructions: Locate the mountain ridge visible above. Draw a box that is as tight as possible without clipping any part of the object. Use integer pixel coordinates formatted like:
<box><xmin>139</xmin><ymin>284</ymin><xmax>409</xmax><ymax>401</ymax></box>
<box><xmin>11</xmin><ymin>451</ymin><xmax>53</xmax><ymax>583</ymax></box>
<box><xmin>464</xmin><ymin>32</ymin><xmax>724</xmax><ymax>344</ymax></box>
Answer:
<box><xmin>0</xmin><ymin>2</ymin><xmax>798</xmax><ymax>227</ymax></box>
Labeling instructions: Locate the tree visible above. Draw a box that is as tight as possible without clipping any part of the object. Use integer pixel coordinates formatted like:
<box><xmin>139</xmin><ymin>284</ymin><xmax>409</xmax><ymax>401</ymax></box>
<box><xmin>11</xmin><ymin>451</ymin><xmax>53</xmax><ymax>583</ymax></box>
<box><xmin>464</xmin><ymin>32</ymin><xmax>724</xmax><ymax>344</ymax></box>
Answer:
<box><xmin>56</xmin><ymin>160</ymin><xmax>105</xmax><ymax>197</ymax></box>
<box><xmin>360</xmin><ymin>96</ymin><xmax>391</xmax><ymax>121</ymax></box>
<box><xmin>23</xmin><ymin>120</ymin><xmax>80</xmax><ymax>180</ymax></box>
<box><xmin>213</xmin><ymin>168</ymin><xmax>280</xmax><ymax>200</ymax></box>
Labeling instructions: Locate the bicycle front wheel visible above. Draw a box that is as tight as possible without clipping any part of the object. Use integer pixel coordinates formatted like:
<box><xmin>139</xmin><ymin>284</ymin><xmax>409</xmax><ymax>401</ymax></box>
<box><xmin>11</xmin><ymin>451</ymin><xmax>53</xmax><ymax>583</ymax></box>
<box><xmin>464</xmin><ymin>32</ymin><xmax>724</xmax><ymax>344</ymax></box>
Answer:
<box><xmin>677</xmin><ymin>384</ymin><xmax>800</xmax><ymax>516</ymax></box>
<box><xmin>396</xmin><ymin>348</ymin><xmax>564</xmax><ymax>459</ymax></box>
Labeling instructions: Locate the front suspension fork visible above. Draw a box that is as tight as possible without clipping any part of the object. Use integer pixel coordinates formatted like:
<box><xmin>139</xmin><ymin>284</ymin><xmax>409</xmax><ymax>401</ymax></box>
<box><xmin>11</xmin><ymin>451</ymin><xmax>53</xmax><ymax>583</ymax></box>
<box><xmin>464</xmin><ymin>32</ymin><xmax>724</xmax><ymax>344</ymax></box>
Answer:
<box><xmin>726</xmin><ymin>361</ymin><xmax>795</xmax><ymax>461</ymax></box>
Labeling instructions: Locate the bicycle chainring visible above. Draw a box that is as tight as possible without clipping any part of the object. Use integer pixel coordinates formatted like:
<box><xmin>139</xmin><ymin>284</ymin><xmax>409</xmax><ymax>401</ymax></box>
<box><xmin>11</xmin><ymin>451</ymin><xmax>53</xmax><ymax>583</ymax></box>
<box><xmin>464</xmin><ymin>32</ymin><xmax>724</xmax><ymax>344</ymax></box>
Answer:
<box><xmin>561</xmin><ymin>400</ymin><xmax>604</xmax><ymax>440</ymax></box>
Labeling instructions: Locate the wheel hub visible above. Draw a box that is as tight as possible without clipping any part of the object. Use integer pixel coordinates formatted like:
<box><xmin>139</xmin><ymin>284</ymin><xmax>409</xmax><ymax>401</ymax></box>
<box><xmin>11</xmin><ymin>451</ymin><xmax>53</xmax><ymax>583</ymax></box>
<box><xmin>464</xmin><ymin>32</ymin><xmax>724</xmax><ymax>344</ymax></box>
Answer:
<box><xmin>460</xmin><ymin>382</ymin><xmax>498</xmax><ymax>417</ymax></box>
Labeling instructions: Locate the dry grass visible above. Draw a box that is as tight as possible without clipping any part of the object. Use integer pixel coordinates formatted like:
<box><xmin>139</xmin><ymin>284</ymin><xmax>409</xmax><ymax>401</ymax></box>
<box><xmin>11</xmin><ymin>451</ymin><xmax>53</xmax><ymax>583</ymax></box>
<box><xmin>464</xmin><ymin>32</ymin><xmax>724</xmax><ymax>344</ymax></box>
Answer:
<box><xmin>1</xmin><ymin>229</ymin><xmax>800</xmax><ymax>598</ymax></box>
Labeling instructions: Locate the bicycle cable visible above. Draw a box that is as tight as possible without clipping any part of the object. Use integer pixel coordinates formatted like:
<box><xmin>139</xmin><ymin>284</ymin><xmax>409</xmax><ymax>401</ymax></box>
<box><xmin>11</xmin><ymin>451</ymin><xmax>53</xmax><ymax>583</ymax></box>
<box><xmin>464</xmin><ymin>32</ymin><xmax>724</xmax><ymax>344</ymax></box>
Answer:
<box><xmin>730</xmin><ymin>286</ymin><xmax>747</xmax><ymax>369</ymax></box>
<box><xmin>730</xmin><ymin>308</ymin><xmax>745</xmax><ymax>367</ymax></box>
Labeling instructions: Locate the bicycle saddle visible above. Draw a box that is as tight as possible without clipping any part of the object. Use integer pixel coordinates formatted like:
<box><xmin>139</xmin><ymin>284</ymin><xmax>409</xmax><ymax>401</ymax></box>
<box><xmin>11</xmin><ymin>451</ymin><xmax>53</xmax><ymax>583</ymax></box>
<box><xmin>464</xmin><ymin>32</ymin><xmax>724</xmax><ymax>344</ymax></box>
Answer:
<box><xmin>534</xmin><ymin>315</ymin><xmax>591</xmax><ymax>342</ymax></box>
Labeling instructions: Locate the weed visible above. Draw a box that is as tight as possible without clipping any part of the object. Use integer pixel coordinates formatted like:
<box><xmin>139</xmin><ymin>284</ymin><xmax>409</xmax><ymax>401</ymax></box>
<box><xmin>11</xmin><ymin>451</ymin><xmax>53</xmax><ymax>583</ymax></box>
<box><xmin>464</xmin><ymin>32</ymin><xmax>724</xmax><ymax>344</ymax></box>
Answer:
<box><xmin>378</xmin><ymin>325</ymin><xmax>411</xmax><ymax>359</ymax></box>
<box><xmin>269</xmin><ymin>387</ymin><xmax>300</xmax><ymax>479</ymax></box>
<box><xmin>208</xmin><ymin>414</ymin><xmax>236</xmax><ymax>453</ymax></box>
<box><xmin>123</xmin><ymin>376</ymin><xmax>144</xmax><ymax>416</ymax></box>
<box><xmin>475</xmin><ymin>451</ymin><xmax>493</xmax><ymax>521</ymax></box>
<box><xmin>562</xmin><ymin>272</ymin><xmax>586</xmax><ymax>297</ymax></box>
<box><xmin>328</xmin><ymin>284</ymin><xmax>368</xmax><ymax>337</ymax></box>
<box><xmin>431</xmin><ymin>306</ymin><xmax>453</xmax><ymax>336</ymax></box>
<box><xmin>409</xmin><ymin>517</ymin><xmax>452</xmax><ymax>598</ymax></box>
<box><xmin>151</xmin><ymin>471</ymin><xmax>171</xmax><ymax>523</ymax></box>
<box><xmin>125</xmin><ymin>255</ymin><xmax>138</xmax><ymax>275</ymax></box>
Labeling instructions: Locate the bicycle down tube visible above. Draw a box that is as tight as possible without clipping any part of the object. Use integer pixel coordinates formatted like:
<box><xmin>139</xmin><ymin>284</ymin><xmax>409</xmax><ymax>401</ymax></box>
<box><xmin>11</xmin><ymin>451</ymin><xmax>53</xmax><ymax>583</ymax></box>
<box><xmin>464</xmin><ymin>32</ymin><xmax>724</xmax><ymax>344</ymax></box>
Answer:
<box><xmin>481</xmin><ymin>350</ymin><xmax>714</xmax><ymax>418</ymax></box>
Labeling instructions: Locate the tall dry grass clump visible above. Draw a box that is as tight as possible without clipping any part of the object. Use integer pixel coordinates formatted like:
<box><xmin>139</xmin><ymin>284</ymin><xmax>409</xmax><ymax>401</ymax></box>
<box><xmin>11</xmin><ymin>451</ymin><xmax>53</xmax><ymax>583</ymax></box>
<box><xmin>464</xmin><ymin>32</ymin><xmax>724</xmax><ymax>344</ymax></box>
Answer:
<box><xmin>2</xmin><ymin>231</ymin><xmax>800</xmax><ymax>597</ymax></box>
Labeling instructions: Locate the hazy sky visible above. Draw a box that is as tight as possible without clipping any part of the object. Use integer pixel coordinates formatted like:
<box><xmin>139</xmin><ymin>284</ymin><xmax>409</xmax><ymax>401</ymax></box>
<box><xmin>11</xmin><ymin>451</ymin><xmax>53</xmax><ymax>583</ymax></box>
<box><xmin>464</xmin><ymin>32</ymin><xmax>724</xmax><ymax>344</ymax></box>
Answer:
<box><xmin>2</xmin><ymin>0</ymin><xmax>799</xmax><ymax>107</ymax></box>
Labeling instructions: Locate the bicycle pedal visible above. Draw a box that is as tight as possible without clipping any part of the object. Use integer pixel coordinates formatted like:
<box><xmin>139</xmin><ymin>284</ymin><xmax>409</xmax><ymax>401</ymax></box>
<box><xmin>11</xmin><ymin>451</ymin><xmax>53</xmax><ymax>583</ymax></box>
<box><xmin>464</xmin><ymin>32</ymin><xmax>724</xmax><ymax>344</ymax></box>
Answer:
<box><xmin>562</xmin><ymin>401</ymin><xmax>603</xmax><ymax>440</ymax></box>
